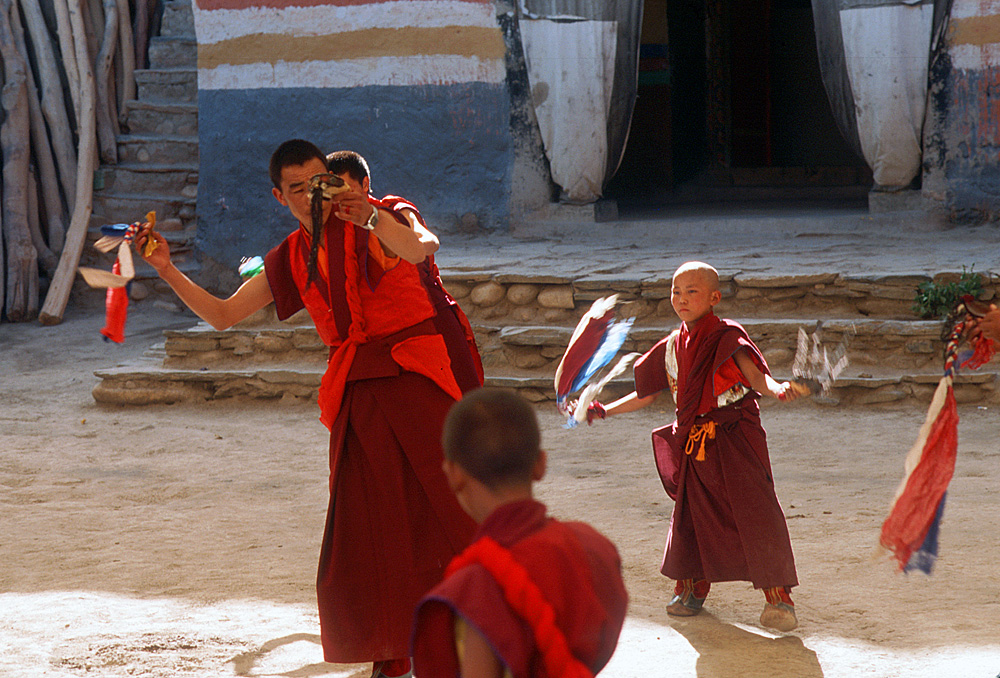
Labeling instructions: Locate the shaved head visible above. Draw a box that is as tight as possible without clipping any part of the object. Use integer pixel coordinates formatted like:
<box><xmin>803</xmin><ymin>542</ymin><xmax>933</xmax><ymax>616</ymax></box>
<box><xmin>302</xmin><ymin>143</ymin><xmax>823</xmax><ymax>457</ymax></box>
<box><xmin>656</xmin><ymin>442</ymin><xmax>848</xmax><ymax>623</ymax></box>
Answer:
<box><xmin>672</xmin><ymin>261</ymin><xmax>719</xmax><ymax>291</ymax></box>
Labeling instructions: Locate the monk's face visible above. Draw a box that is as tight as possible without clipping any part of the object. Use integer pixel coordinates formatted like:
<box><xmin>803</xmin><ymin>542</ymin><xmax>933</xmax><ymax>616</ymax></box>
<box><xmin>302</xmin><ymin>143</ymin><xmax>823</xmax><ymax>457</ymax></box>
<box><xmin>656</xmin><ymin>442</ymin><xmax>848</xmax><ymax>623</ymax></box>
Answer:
<box><xmin>671</xmin><ymin>270</ymin><xmax>721</xmax><ymax>323</ymax></box>
<box><xmin>272</xmin><ymin>157</ymin><xmax>332</xmax><ymax>230</ymax></box>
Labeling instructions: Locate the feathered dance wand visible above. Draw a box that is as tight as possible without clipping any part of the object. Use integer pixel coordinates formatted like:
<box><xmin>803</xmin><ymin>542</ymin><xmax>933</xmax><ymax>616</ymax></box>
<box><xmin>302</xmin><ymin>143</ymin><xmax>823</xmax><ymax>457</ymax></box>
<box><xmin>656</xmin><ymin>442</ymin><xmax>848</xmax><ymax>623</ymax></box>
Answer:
<box><xmin>554</xmin><ymin>295</ymin><xmax>638</xmax><ymax>427</ymax></box>
<box><xmin>786</xmin><ymin>324</ymin><xmax>850</xmax><ymax>398</ymax></box>
<box><xmin>879</xmin><ymin>295</ymin><xmax>995</xmax><ymax>573</ymax></box>
<box><xmin>78</xmin><ymin>211</ymin><xmax>158</xmax><ymax>343</ymax></box>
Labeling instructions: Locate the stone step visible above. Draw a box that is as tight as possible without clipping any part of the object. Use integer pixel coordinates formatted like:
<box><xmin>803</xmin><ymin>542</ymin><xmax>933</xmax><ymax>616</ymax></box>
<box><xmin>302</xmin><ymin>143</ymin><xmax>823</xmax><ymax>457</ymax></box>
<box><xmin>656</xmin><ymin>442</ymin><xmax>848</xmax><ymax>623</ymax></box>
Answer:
<box><xmin>98</xmin><ymin>163</ymin><xmax>199</xmax><ymax>198</ymax></box>
<box><xmin>92</xmin><ymin>190</ymin><xmax>197</xmax><ymax>229</ymax></box>
<box><xmin>439</xmin><ymin>270</ymin><xmax>998</xmax><ymax>322</ymax></box>
<box><xmin>160</xmin><ymin>0</ymin><xmax>195</xmax><ymax>38</ymax></box>
<box><xmin>90</xmin><ymin>355</ymin><xmax>999</xmax><ymax>407</ymax></box>
<box><xmin>155</xmin><ymin>315</ymin><xmax>952</xmax><ymax>378</ymax></box>
<box><xmin>485</xmin><ymin>318</ymin><xmax>947</xmax><ymax>373</ymax></box>
<box><xmin>92</xmin><ymin>360</ymin><xmax>325</xmax><ymax>405</ymax></box>
<box><xmin>135</xmin><ymin>69</ymin><xmax>197</xmax><ymax>104</ymax></box>
<box><xmin>116</xmin><ymin>133</ymin><xmax>199</xmax><ymax>165</ymax></box>
<box><xmin>148</xmin><ymin>36</ymin><xmax>197</xmax><ymax>69</ymax></box>
<box><xmin>122</xmin><ymin>100</ymin><xmax>198</xmax><ymax>136</ymax></box>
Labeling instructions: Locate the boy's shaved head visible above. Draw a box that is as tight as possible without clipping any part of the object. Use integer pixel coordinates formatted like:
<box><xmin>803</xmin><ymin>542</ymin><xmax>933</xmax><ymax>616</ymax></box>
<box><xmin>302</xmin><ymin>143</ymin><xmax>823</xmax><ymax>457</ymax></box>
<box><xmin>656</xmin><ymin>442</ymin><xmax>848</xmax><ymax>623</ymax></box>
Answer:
<box><xmin>442</xmin><ymin>388</ymin><xmax>540</xmax><ymax>490</ymax></box>
<box><xmin>672</xmin><ymin>261</ymin><xmax>720</xmax><ymax>291</ymax></box>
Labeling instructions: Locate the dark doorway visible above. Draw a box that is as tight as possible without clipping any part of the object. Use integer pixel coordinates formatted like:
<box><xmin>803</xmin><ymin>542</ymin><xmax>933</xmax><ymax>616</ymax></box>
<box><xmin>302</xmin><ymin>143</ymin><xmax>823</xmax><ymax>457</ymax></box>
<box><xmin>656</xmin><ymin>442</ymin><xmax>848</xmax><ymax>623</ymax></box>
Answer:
<box><xmin>605</xmin><ymin>0</ymin><xmax>871</xmax><ymax>207</ymax></box>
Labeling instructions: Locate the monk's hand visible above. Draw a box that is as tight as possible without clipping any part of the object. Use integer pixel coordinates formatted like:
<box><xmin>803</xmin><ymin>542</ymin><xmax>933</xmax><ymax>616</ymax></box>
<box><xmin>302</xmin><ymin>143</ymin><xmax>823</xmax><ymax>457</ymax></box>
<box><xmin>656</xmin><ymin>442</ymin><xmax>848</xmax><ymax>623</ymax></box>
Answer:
<box><xmin>586</xmin><ymin>401</ymin><xmax>608</xmax><ymax>424</ymax></box>
<box><xmin>777</xmin><ymin>380</ymin><xmax>809</xmax><ymax>402</ymax></box>
<box><xmin>977</xmin><ymin>305</ymin><xmax>1000</xmax><ymax>344</ymax></box>
<box><xmin>334</xmin><ymin>191</ymin><xmax>374</xmax><ymax>227</ymax></box>
<box><xmin>135</xmin><ymin>224</ymin><xmax>170</xmax><ymax>273</ymax></box>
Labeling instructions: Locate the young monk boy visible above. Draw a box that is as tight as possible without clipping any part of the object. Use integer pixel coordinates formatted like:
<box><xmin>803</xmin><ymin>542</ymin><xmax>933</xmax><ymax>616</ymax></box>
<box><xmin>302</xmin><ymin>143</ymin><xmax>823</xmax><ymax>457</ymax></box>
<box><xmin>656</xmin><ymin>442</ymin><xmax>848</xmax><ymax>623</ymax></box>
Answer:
<box><xmin>412</xmin><ymin>388</ymin><xmax>628</xmax><ymax>678</ymax></box>
<box><xmin>585</xmin><ymin>261</ymin><xmax>803</xmax><ymax>632</ymax></box>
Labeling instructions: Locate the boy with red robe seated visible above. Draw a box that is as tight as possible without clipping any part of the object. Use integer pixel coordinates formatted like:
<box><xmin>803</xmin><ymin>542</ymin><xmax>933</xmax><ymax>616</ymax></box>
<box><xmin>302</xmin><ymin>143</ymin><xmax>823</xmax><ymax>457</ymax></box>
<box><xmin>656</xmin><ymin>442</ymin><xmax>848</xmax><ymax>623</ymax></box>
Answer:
<box><xmin>585</xmin><ymin>261</ymin><xmax>804</xmax><ymax>633</ymax></box>
<box><xmin>412</xmin><ymin>388</ymin><xmax>628</xmax><ymax>678</ymax></box>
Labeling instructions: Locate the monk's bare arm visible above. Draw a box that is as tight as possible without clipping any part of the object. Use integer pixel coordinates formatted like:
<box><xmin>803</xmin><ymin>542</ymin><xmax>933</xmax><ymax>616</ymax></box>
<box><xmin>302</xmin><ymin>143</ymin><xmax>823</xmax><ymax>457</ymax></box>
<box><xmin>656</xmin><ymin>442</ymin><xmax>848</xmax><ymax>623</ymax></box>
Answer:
<box><xmin>604</xmin><ymin>391</ymin><xmax>658</xmax><ymax>416</ymax></box>
<box><xmin>136</xmin><ymin>228</ymin><xmax>274</xmax><ymax>330</ymax></box>
<box><xmin>733</xmin><ymin>348</ymin><xmax>795</xmax><ymax>400</ymax></box>
<box><xmin>401</xmin><ymin>208</ymin><xmax>440</xmax><ymax>257</ymax></box>
<box><xmin>368</xmin><ymin>207</ymin><xmax>429</xmax><ymax>263</ymax></box>
<box><xmin>334</xmin><ymin>192</ymin><xmax>428</xmax><ymax>264</ymax></box>
<box><xmin>458</xmin><ymin>621</ymin><xmax>506</xmax><ymax>678</ymax></box>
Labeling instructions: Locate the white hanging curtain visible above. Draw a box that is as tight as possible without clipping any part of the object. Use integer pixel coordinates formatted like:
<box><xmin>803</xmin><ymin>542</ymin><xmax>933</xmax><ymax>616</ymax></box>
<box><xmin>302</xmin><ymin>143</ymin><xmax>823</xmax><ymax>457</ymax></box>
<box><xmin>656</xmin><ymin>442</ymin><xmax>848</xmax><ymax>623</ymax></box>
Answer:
<box><xmin>840</xmin><ymin>1</ymin><xmax>934</xmax><ymax>189</ymax></box>
<box><xmin>813</xmin><ymin>0</ymin><xmax>940</xmax><ymax>189</ymax></box>
<box><xmin>518</xmin><ymin>1</ymin><xmax>642</xmax><ymax>204</ymax></box>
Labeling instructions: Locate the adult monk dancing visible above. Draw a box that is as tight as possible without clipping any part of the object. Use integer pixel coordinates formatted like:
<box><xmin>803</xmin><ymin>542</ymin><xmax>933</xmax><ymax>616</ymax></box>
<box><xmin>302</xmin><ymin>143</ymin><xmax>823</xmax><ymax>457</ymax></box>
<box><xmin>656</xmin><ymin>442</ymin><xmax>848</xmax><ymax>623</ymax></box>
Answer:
<box><xmin>136</xmin><ymin>139</ymin><xmax>481</xmax><ymax>678</ymax></box>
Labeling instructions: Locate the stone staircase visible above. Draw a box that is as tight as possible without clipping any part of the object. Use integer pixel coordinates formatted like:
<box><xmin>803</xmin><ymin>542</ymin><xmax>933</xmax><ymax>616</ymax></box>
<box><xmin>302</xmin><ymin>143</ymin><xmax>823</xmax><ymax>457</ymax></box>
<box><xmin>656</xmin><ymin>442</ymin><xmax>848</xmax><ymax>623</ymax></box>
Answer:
<box><xmin>92</xmin><ymin>269</ymin><xmax>1000</xmax><ymax>408</ymax></box>
<box><xmin>86</xmin><ymin>0</ymin><xmax>198</xmax><ymax>297</ymax></box>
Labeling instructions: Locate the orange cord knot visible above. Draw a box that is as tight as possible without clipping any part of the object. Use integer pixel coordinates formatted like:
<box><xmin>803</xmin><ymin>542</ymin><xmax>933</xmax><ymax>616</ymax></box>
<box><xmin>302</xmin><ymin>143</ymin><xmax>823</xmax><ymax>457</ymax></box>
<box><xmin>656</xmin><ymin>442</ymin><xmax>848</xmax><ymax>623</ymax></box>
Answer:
<box><xmin>684</xmin><ymin>421</ymin><xmax>716</xmax><ymax>461</ymax></box>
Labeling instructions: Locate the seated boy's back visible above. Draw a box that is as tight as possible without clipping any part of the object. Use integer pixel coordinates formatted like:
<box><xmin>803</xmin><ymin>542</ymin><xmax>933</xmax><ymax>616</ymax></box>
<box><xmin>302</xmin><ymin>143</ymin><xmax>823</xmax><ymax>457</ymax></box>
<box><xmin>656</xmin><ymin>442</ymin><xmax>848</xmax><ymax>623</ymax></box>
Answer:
<box><xmin>412</xmin><ymin>389</ymin><xmax>628</xmax><ymax>678</ymax></box>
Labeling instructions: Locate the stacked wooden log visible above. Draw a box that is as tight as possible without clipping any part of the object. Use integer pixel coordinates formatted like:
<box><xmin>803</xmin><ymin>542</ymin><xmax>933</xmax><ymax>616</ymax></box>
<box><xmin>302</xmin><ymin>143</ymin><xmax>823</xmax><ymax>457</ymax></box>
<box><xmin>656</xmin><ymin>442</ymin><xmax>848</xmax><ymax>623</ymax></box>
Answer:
<box><xmin>0</xmin><ymin>0</ymin><xmax>157</xmax><ymax>324</ymax></box>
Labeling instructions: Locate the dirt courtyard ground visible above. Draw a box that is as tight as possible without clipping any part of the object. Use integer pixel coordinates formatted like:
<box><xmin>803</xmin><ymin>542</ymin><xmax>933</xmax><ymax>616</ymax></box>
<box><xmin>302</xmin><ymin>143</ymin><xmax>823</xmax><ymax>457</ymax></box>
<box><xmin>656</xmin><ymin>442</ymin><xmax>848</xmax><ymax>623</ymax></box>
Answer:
<box><xmin>2</xmin><ymin>307</ymin><xmax>999</xmax><ymax>678</ymax></box>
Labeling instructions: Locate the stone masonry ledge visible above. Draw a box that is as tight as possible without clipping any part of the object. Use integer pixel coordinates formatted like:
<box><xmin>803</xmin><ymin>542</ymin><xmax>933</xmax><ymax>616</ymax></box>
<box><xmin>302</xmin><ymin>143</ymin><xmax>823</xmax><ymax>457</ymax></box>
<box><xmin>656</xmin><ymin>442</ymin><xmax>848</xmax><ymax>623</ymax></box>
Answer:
<box><xmin>156</xmin><ymin>316</ymin><xmax>957</xmax><ymax>378</ymax></box>
<box><xmin>488</xmin><ymin>319</ymin><xmax>951</xmax><ymax>373</ymax></box>
<box><xmin>91</xmin><ymin>362</ymin><xmax>998</xmax><ymax>408</ymax></box>
<box><xmin>438</xmin><ymin>271</ymin><xmax>999</xmax><ymax>323</ymax></box>
<box><xmin>92</xmin><ymin>361</ymin><xmax>325</xmax><ymax>405</ymax></box>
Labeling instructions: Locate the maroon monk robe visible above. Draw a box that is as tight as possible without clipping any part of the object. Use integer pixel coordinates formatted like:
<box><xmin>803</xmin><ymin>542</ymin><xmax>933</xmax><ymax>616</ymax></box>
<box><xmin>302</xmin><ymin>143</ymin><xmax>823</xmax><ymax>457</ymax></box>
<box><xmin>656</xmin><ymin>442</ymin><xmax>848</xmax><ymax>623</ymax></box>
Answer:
<box><xmin>376</xmin><ymin>195</ymin><xmax>483</xmax><ymax>393</ymax></box>
<box><xmin>264</xmin><ymin>207</ymin><xmax>476</xmax><ymax>663</ymax></box>
<box><xmin>634</xmin><ymin>312</ymin><xmax>797</xmax><ymax>590</ymax></box>
<box><xmin>412</xmin><ymin>500</ymin><xmax>628</xmax><ymax>678</ymax></box>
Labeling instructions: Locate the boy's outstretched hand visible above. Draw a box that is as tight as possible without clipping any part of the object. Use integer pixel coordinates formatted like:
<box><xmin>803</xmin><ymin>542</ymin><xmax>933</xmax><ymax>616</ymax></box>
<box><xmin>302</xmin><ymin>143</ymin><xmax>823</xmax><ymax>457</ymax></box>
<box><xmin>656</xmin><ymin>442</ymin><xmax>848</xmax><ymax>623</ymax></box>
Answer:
<box><xmin>777</xmin><ymin>380</ymin><xmax>810</xmax><ymax>402</ymax></box>
<box><xmin>566</xmin><ymin>399</ymin><xmax>607</xmax><ymax>425</ymax></box>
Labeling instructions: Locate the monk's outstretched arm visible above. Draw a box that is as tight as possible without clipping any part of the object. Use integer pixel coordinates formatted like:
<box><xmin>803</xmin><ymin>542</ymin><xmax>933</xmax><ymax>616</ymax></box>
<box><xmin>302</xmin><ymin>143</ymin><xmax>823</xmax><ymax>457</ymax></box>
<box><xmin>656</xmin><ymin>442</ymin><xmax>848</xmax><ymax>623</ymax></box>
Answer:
<box><xmin>733</xmin><ymin>348</ymin><xmax>799</xmax><ymax>400</ymax></box>
<box><xmin>604</xmin><ymin>390</ymin><xmax>658</xmax><ymax>416</ymax></box>
<box><xmin>136</xmin><ymin>227</ymin><xmax>274</xmax><ymax>330</ymax></box>
<box><xmin>334</xmin><ymin>192</ymin><xmax>428</xmax><ymax>264</ymax></box>
<box><xmin>400</xmin><ymin>208</ymin><xmax>440</xmax><ymax>257</ymax></box>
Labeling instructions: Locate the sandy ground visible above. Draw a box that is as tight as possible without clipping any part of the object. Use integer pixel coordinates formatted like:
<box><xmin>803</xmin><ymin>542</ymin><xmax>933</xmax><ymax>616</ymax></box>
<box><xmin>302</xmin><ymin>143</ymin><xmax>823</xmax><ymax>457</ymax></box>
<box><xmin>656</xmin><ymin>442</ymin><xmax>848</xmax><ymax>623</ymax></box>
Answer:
<box><xmin>2</xmin><ymin>306</ymin><xmax>999</xmax><ymax>678</ymax></box>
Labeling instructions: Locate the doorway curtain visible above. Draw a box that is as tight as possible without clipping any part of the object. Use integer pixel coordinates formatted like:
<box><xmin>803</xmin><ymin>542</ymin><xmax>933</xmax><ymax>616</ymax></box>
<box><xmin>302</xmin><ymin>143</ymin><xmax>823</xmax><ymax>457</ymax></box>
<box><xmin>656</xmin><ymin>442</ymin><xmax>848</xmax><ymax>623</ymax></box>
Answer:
<box><xmin>812</xmin><ymin>0</ymin><xmax>946</xmax><ymax>190</ymax></box>
<box><xmin>517</xmin><ymin>0</ymin><xmax>643</xmax><ymax>204</ymax></box>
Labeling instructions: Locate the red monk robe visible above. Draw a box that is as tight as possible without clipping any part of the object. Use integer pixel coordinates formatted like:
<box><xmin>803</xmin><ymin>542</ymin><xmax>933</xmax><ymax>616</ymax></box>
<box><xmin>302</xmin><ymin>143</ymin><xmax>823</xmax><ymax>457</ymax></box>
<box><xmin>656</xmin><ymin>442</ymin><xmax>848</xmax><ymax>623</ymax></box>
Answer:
<box><xmin>412</xmin><ymin>500</ymin><xmax>628</xmax><ymax>678</ymax></box>
<box><xmin>264</xmin><ymin>199</ymin><xmax>479</xmax><ymax>663</ymax></box>
<box><xmin>379</xmin><ymin>195</ymin><xmax>484</xmax><ymax>391</ymax></box>
<box><xmin>634</xmin><ymin>312</ymin><xmax>797</xmax><ymax>590</ymax></box>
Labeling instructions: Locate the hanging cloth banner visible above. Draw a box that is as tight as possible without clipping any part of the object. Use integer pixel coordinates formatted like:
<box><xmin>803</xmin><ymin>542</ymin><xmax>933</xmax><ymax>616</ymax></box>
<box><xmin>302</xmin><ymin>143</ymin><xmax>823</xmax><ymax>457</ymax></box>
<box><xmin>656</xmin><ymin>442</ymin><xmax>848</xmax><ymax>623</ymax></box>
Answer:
<box><xmin>839</xmin><ymin>1</ymin><xmax>934</xmax><ymax>189</ymax></box>
<box><xmin>518</xmin><ymin>0</ymin><xmax>642</xmax><ymax>204</ymax></box>
<box><xmin>520</xmin><ymin>18</ymin><xmax>616</xmax><ymax>203</ymax></box>
<box><xmin>813</xmin><ymin>0</ymin><xmax>937</xmax><ymax>190</ymax></box>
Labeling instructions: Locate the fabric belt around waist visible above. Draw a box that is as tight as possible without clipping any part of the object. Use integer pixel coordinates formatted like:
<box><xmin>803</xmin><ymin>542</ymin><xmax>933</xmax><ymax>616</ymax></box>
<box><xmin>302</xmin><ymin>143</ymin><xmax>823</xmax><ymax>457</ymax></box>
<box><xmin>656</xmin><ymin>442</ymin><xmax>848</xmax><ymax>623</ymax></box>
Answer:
<box><xmin>335</xmin><ymin>317</ymin><xmax>439</xmax><ymax>383</ymax></box>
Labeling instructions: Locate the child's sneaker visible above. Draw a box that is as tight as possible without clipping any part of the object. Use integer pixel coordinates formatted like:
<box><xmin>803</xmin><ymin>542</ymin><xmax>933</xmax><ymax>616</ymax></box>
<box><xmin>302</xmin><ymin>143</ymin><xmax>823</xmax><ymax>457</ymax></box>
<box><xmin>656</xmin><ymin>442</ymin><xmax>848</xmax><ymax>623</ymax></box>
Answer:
<box><xmin>759</xmin><ymin>602</ymin><xmax>798</xmax><ymax>632</ymax></box>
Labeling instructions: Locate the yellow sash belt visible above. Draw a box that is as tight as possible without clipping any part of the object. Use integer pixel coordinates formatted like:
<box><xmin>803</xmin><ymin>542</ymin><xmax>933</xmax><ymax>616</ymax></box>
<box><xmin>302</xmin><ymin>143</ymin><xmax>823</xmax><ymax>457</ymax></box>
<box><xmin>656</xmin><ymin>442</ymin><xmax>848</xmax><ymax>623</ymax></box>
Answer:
<box><xmin>684</xmin><ymin>421</ymin><xmax>716</xmax><ymax>461</ymax></box>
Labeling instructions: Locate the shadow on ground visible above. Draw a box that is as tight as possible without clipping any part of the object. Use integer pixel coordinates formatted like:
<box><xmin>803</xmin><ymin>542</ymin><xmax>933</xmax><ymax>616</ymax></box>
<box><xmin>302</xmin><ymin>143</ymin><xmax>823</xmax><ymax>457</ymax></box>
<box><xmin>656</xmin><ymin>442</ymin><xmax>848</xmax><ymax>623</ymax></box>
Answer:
<box><xmin>669</xmin><ymin>613</ymin><xmax>824</xmax><ymax>678</ymax></box>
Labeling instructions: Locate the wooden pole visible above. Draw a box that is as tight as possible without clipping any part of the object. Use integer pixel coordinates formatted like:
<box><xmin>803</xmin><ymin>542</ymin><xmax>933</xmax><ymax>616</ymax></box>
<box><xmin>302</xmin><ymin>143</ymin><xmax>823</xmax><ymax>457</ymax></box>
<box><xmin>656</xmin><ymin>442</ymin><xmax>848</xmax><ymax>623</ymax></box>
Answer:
<box><xmin>39</xmin><ymin>0</ymin><xmax>98</xmax><ymax>325</ymax></box>
<box><xmin>51</xmin><ymin>0</ymin><xmax>81</xmax><ymax>123</ymax></box>
<box><xmin>0</xmin><ymin>0</ymin><xmax>39</xmax><ymax>321</ymax></box>
<box><xmin>95</xmin><ymin>0</ymin><xmax>119</xmax><ymax>164</ymax></box>
<box><xmin>27</xmin><ymin>170</ymin><xmax>59</xmax><ymax>276</ymax></box>
<box><xmin>10</xmin><ymin>0</ymin><xmax>67</xmax><ymax>254</ymax></box>
<box><xmin>19</xmin><ymin>0</ymin><xmax>78</xmax><ymax>214</ymax></box>
<box><xmin>114</xmin><ymin>0</ymin><xmax>135</xmax><ymax>117</ymax></box>
<box><xmin>133</xmin><ymin>0</ymin><xmax>150</xmax><ymax>70</ymax></box>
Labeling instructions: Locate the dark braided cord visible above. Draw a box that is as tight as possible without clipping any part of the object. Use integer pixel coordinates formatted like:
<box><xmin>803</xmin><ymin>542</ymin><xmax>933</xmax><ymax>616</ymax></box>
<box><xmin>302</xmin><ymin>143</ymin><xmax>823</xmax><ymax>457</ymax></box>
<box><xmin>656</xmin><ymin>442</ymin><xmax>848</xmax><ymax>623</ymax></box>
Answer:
<box><xmin>306</xmin><ymin>185</ymin><xmax>325</xmax><ymax>287</ymax></box>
